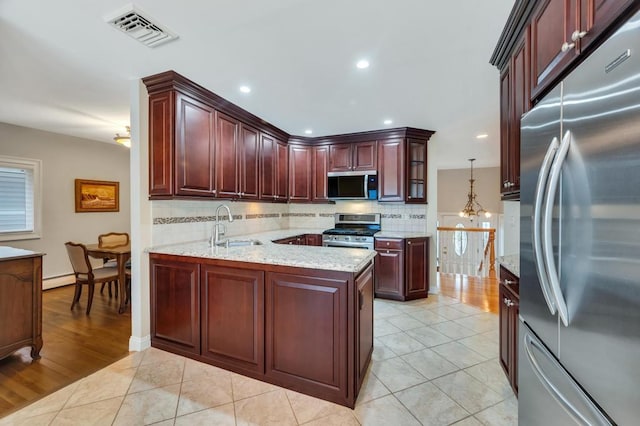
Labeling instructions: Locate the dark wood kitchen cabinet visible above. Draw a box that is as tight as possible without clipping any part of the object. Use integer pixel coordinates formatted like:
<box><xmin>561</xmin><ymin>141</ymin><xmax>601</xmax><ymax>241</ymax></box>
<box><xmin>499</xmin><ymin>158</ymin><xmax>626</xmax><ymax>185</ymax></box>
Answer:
<box><xmin>149</xmin><ymin>252</ymin><xmax>373</xmax><ymax>408</ymax></box>
<box><xmin>201</xmin><ymin>265</ymin><xmax>264</xmax><ymax>373</ymax></box>
<box><xmin>530</xmin><ymin>0</ymin><xmax>634</xmax><ymax>100</ymax></box>
<box><xmin>312</xmin><ymin>145</ymin><xmax>329</xmax><ymax>201</ymax></box>
<box><xmin>500</xmin><ymin>30</ymin><xmax>530</xmax><ymax>199</ymax></box>
<box><xmin>215</xmin><ymin>112</ymin><xmax>240</xmax><ymax>198</ymax></box>
<box><xmin>0</xmin><ymin>249</ymin><xmax>43</xmax><ymax>361</ymax></box>
<box><xmin>289</xmin><ymin>144</ymin><xmax>313</xmax><ymax>202</ymax></box>
<box><xmin>378</xmin><ymin>136</ymin><xmax>429</xmax><ymax>203</ymax></box>
<box><xmin>305</xmin><ymin>234</ymin><xmax>323</xmax><ymax>246</ymax></box>
<box><xmin>328</xmin><ymin>141</ymin><xmax>377</xmax><ymax>172</ymax></box>
<box><xmin>260</xmin><ymin>134</ymin><xmax>288</xmax><ymax>202</ymax></box>
<box><xmin>150</xmin><ymin>257</ymin><xmax>201</xmax><ymax>357</ymax></box>
<box><xmin>377</xmin><ymin>139</ymin><xmax>405</xmax><ymax>202</ymax></box>
<box><xmin>374</xmin><ymin>237</ymin><xmax>429</xmax><ymax>301</ymax></box>
<box><xmin>238</xmin><ymin>124</ymin><xmax>260</xmax><ymax>200</ymax></box>
<box><xmin>174</xmin><ymin>93</ymin><xmax>217</xmax><ymax>197</ymax></box>
<box><xmin>499</xmin><ymin>265</ymin><xmax>519</xmax><ymax>396</ymax></box>
<box><xmin>492</xmin><ymin>0</ymin><xmax>637</xmax><ymax>201</ymax></box>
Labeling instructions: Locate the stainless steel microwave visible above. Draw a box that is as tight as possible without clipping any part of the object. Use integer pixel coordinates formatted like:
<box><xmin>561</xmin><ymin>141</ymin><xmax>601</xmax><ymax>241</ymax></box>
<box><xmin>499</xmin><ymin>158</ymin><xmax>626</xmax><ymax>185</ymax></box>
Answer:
<box><xmin>327</xmin><ymin>171</ymin><xmax>378</xmax><ymax>200</ymax></box>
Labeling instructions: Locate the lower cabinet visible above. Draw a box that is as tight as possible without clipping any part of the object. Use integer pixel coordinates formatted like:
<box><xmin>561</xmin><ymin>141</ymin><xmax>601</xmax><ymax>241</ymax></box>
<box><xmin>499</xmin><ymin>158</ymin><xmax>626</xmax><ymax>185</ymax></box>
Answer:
<box><xmin>201</xmin><ymin>265</ymin><xmax>264</xmax><ymax>373</ymax></box>
<box><xmin>273</xmin><ymin>234</ymin><xmax>323</xmax><ymax>246</ymax></box>
<box><xmin>374</xmin><ymin>237</ymin><xmax>429</xmax><ymax>301</ymax></box>
<box><xmin>149</xmin><ymin>253</ymin><xmax>373</xmax><ymax>408</ymax></box>
<box><xmin>150</xmin><ymin>258</ymin><xmax>201</xmax><ymax>356</ymax></box>
<box><xmin>0</xmin><ymin>251</ymin><xmax>43</xmax><ymax>361</ymax></box>
<box><xmin>499</xmin><ymin>265</ymin><xmax>519</xmax><ymax>396</ymax></box>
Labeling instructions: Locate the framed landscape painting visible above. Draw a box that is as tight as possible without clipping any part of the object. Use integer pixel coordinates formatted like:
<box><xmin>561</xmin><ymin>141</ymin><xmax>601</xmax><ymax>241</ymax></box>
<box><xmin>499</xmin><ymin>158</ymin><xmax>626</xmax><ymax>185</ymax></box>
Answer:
<box><xmin>75</xmin><ymin>179</ymin><xmax>119</xmax><ymax>212</ymax></box>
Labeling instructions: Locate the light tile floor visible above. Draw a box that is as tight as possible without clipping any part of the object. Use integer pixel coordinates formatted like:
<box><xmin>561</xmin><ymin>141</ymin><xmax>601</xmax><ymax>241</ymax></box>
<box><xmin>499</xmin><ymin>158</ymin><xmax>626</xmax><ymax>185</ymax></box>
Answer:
<box><xmin>0</xmin><ymin>293</ymin><xmax>517</xmax><ymax>425</ymax></box>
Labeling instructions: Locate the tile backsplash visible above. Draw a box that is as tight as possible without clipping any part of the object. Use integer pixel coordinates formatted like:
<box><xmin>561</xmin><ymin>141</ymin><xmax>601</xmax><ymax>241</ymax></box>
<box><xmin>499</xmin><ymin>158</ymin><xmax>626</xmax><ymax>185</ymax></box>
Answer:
<box><xmin>151</xmin><ymin>199</ymin><xmax>428</xmax><ymax>246</ymax></box>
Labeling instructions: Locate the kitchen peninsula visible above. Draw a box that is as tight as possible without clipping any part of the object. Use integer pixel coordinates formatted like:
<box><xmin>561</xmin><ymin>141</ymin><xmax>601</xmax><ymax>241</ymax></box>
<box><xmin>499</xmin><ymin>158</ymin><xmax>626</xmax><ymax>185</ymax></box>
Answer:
<box><xmin>148</xmin><ymin>230</ymin><xmax>375</xmax><ymax>408</ymax></box>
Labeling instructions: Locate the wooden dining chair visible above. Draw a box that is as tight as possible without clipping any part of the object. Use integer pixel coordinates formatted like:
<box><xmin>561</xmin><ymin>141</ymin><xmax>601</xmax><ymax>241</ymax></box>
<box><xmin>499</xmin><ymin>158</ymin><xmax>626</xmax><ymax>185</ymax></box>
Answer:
<box><xmin>98</xmin><ymin>232</ymin><xmax>129</xmax><ymax>298</ymax></box>
<box><xmin>65</xmin><ymin>242</ymin><xmax>120</xmax><ymax>315</ymax></box>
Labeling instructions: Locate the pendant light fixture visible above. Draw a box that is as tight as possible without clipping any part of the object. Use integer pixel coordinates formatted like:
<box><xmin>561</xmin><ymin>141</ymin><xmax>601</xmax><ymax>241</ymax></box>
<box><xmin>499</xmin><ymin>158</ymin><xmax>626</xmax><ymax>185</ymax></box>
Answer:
<box><xmin>114</xmin><ymin>126</ymin><xmax>131</xmax><ymax>148</ymax></box>
<box><xmin>459</xmin><ymin>158</ymin><xmax>491</xmax><ymax>219</ymax></box>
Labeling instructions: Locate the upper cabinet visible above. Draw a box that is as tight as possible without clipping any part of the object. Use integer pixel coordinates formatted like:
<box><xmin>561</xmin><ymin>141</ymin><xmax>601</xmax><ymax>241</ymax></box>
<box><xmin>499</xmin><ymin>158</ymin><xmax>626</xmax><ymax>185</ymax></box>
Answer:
<box><xmin>328</xmin><ymin>141</ymin><xmax>377</xmax><ymax>172</ymax></box>
<box><xmin>490</xmin><ymin>0</ymin><xmax>637</xmax><ymax>200</ymax></box>
<box><xmin>378</xmin><ymin>134</ymin><xmax>431</xmax><ymax>203</ymax></box>
<box><xmin>144</xmin><ymin>71</ymin><xmax>435</xmax><ymax>204</ymax></box>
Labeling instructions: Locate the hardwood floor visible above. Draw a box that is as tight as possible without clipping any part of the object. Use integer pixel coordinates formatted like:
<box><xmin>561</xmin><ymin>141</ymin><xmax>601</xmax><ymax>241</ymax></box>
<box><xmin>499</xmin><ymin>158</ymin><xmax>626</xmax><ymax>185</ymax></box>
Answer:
<box><xmin>0</xmin><ymin>284</ymin><xmax>131</xmax><ymax>418</ymax></box>
<box><xmin>436</xmin><ymin>272</ymin><xmax>500</xmax><ymax>314</ymax></box>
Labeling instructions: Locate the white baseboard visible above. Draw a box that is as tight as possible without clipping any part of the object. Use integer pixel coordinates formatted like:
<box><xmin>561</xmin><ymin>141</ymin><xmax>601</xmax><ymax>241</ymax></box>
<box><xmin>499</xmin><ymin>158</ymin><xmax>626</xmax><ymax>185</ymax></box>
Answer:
<box><xmin>129</xmin><ymin>335</ymin><xmax>151</xmax><ymax>352</ymax></box>
<box><xmin>43</xmin><ymin>274</ymin><xmax>75</xmax><ymax>290</ymax></box>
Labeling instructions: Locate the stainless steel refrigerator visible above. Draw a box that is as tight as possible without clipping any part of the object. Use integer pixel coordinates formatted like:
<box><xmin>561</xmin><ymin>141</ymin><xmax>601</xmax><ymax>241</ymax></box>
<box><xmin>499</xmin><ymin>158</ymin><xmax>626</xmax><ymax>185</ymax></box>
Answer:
<box><xmin>519</xmin><ymin>9</ymin><xmax>640</xmax><ymax>426</ymax></box>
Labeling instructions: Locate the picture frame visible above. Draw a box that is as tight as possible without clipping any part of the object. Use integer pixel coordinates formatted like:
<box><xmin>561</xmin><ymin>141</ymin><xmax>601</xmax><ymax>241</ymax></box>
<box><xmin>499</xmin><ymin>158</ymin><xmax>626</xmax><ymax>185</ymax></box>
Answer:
<box><xmin>74</xmin><ymin>179</ymin><xmax>119</xmax><ymax>213</ymax></box>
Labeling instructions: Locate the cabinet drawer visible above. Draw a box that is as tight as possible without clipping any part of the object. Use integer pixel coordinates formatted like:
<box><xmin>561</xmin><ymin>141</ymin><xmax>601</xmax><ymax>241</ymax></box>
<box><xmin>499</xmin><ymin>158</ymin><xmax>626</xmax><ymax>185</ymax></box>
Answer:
<box><xmin>374</xmin><ymin>238</ymin><xmax>403</xmax><ymax>250</ymax></box>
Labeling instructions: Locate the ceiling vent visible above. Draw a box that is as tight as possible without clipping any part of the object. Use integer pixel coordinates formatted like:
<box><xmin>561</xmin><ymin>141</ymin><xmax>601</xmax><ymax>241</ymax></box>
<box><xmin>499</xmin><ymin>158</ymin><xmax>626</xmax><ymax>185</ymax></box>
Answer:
<box><xmin>106</xmin><ymin>5</ymin><xmax>178</xmax><ymax>48</ymax></box>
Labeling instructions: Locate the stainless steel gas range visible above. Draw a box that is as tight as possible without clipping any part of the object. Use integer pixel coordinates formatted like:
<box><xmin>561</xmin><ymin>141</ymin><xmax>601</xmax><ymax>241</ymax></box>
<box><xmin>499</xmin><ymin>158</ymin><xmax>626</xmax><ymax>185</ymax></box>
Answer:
<box><xmin>322</xmin><ymin>213</ymin><xmax>381</xmax><ymax>250</ymax></box>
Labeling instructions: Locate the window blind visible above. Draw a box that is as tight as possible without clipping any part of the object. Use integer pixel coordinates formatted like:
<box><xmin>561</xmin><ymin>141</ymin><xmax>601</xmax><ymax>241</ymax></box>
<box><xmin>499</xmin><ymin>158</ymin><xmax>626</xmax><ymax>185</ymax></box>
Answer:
<box><xmin>0</xmin><ymin>166</ymin><xmax>34</xmax><ymax>233</ymax></box>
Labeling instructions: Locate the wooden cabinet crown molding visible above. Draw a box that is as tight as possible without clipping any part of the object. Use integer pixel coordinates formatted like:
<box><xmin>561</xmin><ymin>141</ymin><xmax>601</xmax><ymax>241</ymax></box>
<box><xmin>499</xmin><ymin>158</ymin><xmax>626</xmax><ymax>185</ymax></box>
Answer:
<box><xmin>490</xmin><ymin>0</ymin><xmax>538</xmax><ymax>71</ymax></box>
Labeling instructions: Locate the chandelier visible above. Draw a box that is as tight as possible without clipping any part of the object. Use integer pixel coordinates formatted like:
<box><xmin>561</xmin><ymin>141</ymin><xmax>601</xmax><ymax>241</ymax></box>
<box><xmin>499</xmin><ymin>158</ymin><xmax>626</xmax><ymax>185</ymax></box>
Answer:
<box><xmin>459</xmin><ymin>158</ymin><xmax>491</xmax><ymax>219</ymax></box>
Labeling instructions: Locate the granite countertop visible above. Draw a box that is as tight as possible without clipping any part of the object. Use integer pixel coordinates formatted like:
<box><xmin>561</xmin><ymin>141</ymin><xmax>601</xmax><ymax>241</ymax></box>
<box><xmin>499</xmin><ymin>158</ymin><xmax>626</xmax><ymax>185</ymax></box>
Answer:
<box><xmin>375</xmin><ymin>231</ymin><xmax>433</xmax><ymax>239</ymax></box>
<box><xmin>148</xmin><ymin>229</ymin><xmax>375</xmax><ymax>273</ymax></box>
<box><xmin>497</xmin><ymin>254</ymin><xmax>520</xmax><ymax>278</ymax></box>
<box><xmin>0</xmin><ymin>246</ymin><xmax>44</xmax><ymax>261</ymax></box>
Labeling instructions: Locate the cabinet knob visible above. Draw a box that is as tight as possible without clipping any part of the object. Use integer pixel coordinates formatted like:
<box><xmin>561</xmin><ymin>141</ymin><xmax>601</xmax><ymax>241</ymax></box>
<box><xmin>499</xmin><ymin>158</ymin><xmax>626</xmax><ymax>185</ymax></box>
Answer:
<box><xmin>561</xmin><ymin>41</ymin><xmax>575</xmax><ymax>52</ymax></box>
<box><xmin>503</xmin><ymin>297</ymin><xmax>510</xmax><ymax>306</ymax></box>
<box><xmin>386</xmin><ymin>250</ymin><xmax>390</xmax><ymax>254</ymax></box>
<box><xmin>571</xmin><ymin>30</ymin><xmax>587</xmax><ymax>42</ymax></box>
<box><xmin>386</xmin><ymin>242</ymin><xmax>390</xmax><ymax>246</ymax></box>
<box><xmin>407</xmin><ymin>241</ymin><xmax>411</xmax><ymax>245</ymax></box>
<box><xmin>504</xmin><ymin>279</ymin><xmax>515</xmax><ymax>285</ymax></box>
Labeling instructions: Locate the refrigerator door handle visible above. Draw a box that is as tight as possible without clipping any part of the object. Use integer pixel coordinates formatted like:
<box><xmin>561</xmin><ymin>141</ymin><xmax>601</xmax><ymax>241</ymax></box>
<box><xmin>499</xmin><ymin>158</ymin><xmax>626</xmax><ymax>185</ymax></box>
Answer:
<box><xmin>543</xmin><ymin>130</ymin><xmax>571</xmax><ymax>326</ymax></box>
<box><xmin>533</xmin><ymin>136</ymin><xmax>560</xmax><ymax>315</ymax></box>
<box><xmin>524</xmin><ymin>333</ymin><xmax>612</xmax><ymax>426</ymax></box>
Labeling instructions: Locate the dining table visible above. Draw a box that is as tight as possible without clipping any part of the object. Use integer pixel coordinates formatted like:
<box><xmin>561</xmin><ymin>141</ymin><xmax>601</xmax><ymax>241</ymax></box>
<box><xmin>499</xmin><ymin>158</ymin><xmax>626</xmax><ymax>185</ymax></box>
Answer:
<box><xmin>86</xmin><ymin>242</ymin><xmax>131</xmax><ymax>314</ymax></box>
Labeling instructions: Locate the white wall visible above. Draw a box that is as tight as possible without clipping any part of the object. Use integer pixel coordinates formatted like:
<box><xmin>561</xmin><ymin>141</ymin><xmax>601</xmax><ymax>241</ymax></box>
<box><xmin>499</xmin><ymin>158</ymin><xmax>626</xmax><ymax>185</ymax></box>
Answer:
<box><xmin>0</xmin><ymin>122</ymin><xmax>130</xmax><ymax>279</ymax></box>
<box><xmin>502</xmin><ymin>200</ymin><xmax>520</xmax><ymax>255</ymax></box>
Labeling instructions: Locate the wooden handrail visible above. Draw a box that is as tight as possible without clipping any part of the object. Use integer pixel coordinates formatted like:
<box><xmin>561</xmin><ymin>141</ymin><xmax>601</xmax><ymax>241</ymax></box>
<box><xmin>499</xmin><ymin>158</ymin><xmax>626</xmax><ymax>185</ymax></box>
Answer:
<box><xmin>437</xmin><ymin>226</ymin><xmax>496</xmax><ymax>232</ymax></box>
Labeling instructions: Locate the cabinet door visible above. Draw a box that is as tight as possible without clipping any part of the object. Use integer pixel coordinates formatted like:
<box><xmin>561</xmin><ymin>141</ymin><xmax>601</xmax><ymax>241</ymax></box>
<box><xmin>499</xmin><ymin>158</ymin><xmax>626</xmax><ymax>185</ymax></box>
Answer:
<box><xmin>328</xmin><ymin>144</ymin><xmax>352</xmax><ymax>172</ymax></box>
<box><xmin>374</xmin><ymin>248</ymin><xmax>404</xmax><ymax>299</ymax></box>
<box><xmin>356</xmin><ymin>263</ymin><xmax>374</xmax><ymax>390</ymax></box>
<box><xmin>239</xmin><ymin>124</ymin><xmax>260</xmax><ymax>200</ymax></box>
<box><xmin>265</xmin><ymin>272</ymin><xmax>348</xmax><ymax>395</ymax></box>
<box><xmin>406</xmin><ymin>139</ymin><xmax>427</xmax><ymax>203</ymax></box>
<box><xmin>377</xmin><ymin>139</ymin><xmax>405</xmax><ymax>202</ymax></box>
<box><xmin>312</xmin><ymin>146</ymin><xmax>329</xmax><ymax>201</ymax></box>
<box><xmin>289</xmin><ymin>145</ymin><xmax>312</xmax><ymax>202</ymax></box>
<box><xmin>201</xmin><ymin>265</ymin><xmax>264</xmax><ymax>373</ymax></box>
<box><xmin>150</xmin><ymin>258</ymin><xmax>200</xmax><ymax>356</ymax></box>
<box><xmin>353</xmin><ymin>141</ymin><xmax>377</xmax><ymax>171</ymax></box>
<box><xmin>499</xmin><ymin>66</ymin><xmax>511</xmax><ymax>196</ymax></box>
<box><xmin>579</xmin><ymin>0</ymin><xmax>634</xmax><ymax>51</ymax></box>
<box><xmin>175</xmin><ymin>93</ymin><xmax>216</xmax><ymax>197</ymax></box>
<box><xmin>405</xmin><ymin>238</ymin><xmax>429</xmax><ymax>299</ymax></box>
<box><xmin>149</xmin><ymin>92</ymin><xmax>174</xmax><ymax>196</ymax></box>
<box><xmin>259</xmin><ymin>133</ymin><xmax>276</xmax><ymax>200</ymax></box>
<box><xmin>530</xmin><ymin>0</ymin><xmax>579</xmax><ymax>99</ymax></box>
<box><xmin>275</xmin><ymin>139</ymin><xmax>289</xmax><ymax>201</ymax></box>
<box><xmin>509</xmin><ymin>30</ymin><xmax>530</xmax><ymax>195</ymax></box>
<box><xmin>305</xmin><ymin>234</ymin><xmax>323</xmax><ymax>246</ymax></box>
<box><xmin>215</xmin><ymin>112</ymin><xmax>240</xmax><ymax>198</ymax></box>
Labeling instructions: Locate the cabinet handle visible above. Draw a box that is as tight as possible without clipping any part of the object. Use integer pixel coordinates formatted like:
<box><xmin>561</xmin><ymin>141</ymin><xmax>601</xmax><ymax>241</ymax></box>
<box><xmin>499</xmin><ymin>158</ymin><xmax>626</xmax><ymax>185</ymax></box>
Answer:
<box><xmin>504</xmin><ymin>279</ymin><xmax>515</xmax><ymax>285</ymax></box>
<box><xmin>386</xmin><ymin>242</ymin><xmax>390</xmax><ymax>246</ymax></box>
<box><xmin>386</xmin><ymin>250</ymin><xmax>390</xmax><ymax>254</ymax></box>
<box><xmin>503</xmin><ymin>297</ymin><xmax>510</xmax><ymax>306</ymax></box>
<box><xmin>571</xmin><ymin>30</ymin><xmax>587</xmax><ymax>42</ymax></box>
<box><xmin>407</xmin><ymin>241</ymin><xmax>411</xmax><ymax>245</ymax></box>
<box><xmin>561</xmin><ymin>41</ymin><xmax>575</xmax><ymax>52</ymax></box>
<box><xmin>503</xmin><ymin>180</ymin><xmax>509</xmax><ymax>188</ymax></box>
<box><xmin>212</xmin><ymin>190</ymin><xmax>217</xmax><ymax>195</ymax></box>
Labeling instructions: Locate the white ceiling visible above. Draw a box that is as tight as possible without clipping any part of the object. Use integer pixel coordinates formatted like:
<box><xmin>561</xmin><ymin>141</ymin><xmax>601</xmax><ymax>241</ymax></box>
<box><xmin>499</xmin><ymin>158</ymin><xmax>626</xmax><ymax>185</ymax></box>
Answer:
<box><xmin>0</xmin><ymin>0</ymin><xmax>514</xmax><ymax>169</ymax></box>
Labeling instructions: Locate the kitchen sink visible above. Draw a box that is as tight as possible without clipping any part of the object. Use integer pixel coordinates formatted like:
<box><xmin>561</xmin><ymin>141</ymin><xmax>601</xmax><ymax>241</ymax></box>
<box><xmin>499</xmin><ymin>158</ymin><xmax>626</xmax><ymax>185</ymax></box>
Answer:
<box><xmin>222</xmin><ymin>239</ymin><xmax>263</xmax><ymax>247</ymax></box>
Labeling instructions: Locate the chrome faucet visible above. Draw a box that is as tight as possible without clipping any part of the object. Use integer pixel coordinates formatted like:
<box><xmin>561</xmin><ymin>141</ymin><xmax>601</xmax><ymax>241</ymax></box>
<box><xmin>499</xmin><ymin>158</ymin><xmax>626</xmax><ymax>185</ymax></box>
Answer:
<box><xmin>211</xmin><ymin>204</ymin><xmax>234</xmax><ymax>246</ymax></box>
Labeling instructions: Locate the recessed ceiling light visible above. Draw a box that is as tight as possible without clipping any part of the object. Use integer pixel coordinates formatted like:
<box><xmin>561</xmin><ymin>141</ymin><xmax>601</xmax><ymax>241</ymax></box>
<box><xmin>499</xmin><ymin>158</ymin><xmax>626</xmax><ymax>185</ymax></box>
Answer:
<box><xmin>356</xmin><ymin>59</ymin><xmax>370</xmax><ymax>69</ymax></box>
<box><xmin>383</xmin><ymin>119</ymin><xmax>393</xmax><ymax>125</ymax></box>
<box><xmin>305</xmin><ymin>129</ymin><xmax>313</xmax><ymax>135</ymax></box>
<box><xmin>476</xmin><ymin>133</ymin><xmax>489</xmax><ymax>139</ymax></box>
<box><xmin>239</xmin><ymin>85</ymin><xmax>251</xmax><ymax>93</ymax></box>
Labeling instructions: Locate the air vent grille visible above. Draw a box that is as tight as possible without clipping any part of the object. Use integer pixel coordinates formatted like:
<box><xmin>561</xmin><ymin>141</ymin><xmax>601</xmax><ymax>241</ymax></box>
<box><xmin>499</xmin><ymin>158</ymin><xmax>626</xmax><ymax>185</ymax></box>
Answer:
<box><xmin>108</xmin><ymin>7</ymin><xmax>178</xmax><ymax>48</ymax></box>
